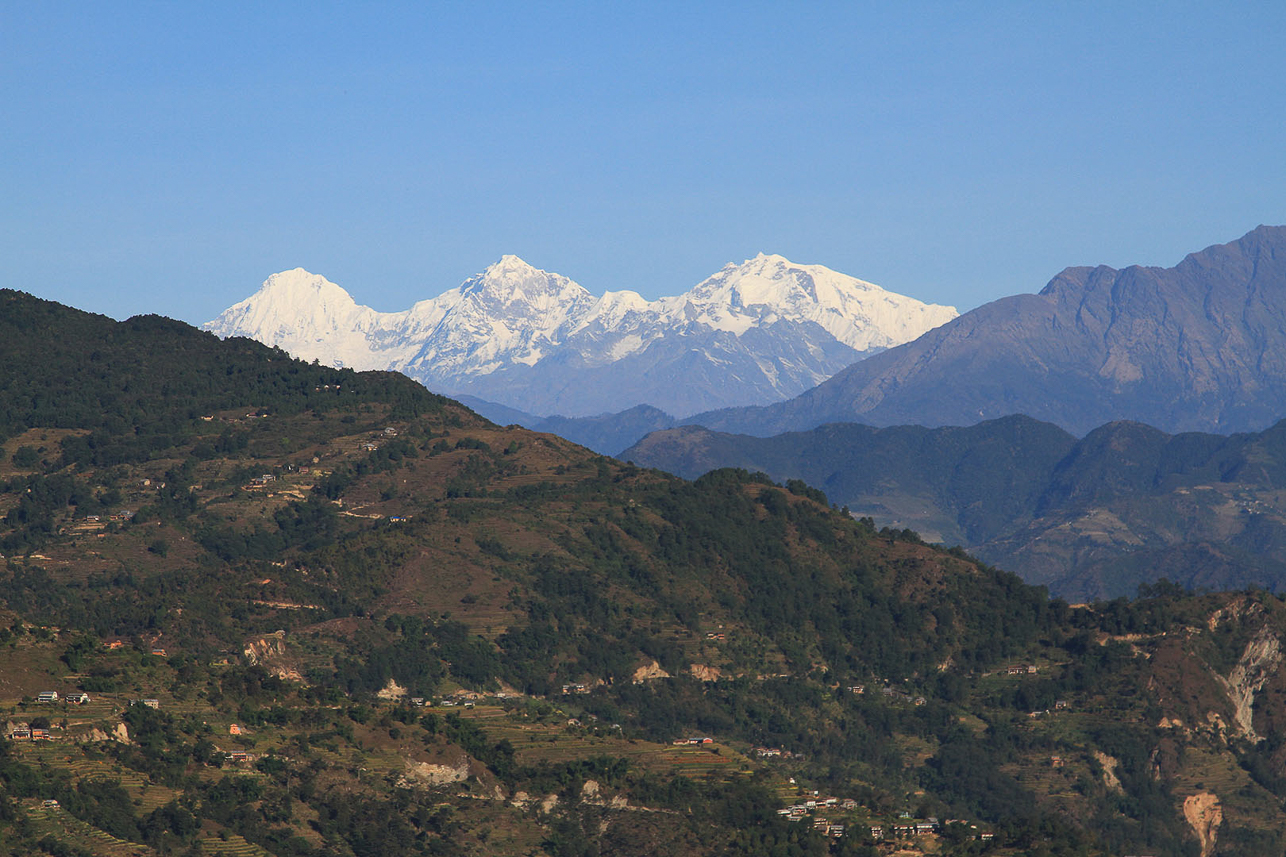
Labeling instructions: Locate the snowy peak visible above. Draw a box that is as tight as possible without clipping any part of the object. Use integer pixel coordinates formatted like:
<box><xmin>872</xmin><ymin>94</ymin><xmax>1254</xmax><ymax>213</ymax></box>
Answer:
<box><xmin>695</xmin><ymin>253</ymin><xmax>895</xmax><ymax>309</ymax></box>
<box><xmin>675</xmin><ymin>253</ymin><xmax>957</xmax><ymax>350</ymax></box>
<box><xmin>207</xmin><ymin>268</ymin><xmax>351</xmax><ymax>341</ymax></box>
<box><xmin>456</xmin><ymin>256</ymin><xmax>594</xmax><ymax>324</ymax></box>
<box><xmin>203</xmin><ymin>268</ymin><xmax>407</xmax><ymax>371</ymax></box>
<box><xmin>220</xmin><ymin>268</ymin><xmax>359</xmax><ymax>325</ymax></box>
<box><xmin>260</xmin><ymin>266</ymin><xmax>350</xmax><ymax>298</ymax></box>
<box><xmin>207</xmin><ymin>252</ymin><xmax>958</xmax><ymax>416</ymax></box>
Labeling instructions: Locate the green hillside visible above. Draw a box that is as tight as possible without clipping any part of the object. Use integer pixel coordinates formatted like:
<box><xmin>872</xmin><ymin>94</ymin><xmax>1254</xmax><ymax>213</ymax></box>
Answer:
<box><xmin>1</xmin><ymin>291</ymin><xmax>1286</xmax><ymax>856</ymax></box>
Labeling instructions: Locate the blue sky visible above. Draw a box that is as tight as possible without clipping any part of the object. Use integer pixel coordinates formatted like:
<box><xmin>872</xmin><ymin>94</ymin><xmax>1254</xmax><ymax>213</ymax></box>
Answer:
<box><xmin>3</xmin><ymin>2</ymin><xmax>1283</xmax><ymax>324</ymax></box>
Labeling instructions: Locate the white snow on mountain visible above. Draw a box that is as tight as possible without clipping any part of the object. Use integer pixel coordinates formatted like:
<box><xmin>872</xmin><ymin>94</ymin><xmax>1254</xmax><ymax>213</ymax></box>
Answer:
<box><xmin>206</xmin><ymin>268</ymin><xmax>412</xmax><ymax>370</ymax></box>
<box><xmin>653</xmin><ymin>253</ymin><xmax>955</xmax><ymax>350</ymax></box>
<box><xmin>205</xmin><ymin>254</ymin><xmax>957</xmax><ymax>417</ymax></box>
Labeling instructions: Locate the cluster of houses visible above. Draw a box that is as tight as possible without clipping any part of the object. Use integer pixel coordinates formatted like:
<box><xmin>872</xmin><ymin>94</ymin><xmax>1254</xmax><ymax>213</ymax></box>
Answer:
<box><xmin>8</xmin><ymin>724</ymin><xmax>54</xmax><ymax>741</ymax></box>
<box><xmin>887</xmin><ymin>818</ymin><xmax>942</xmax><ymax>837</ymax></box>
<box><xmin>34</xmin><ymin>691</ymin><xmax>91</xmax><ymax>705</ymax></box>
<box><xmin>1006</xmin><ymin>663</ymin><xmax>1039</xmax><ymax>676</ymax></box>
<box><xmin>671</xmin><ymin>736</ymin><xmax>714</xmax><ymax>746</ymax></box>
<box><xmin>359</xmin><ymin>428</ymin><xmax>401</xmax><ymax>454</ymax></box>
<box><xmin>98</xmin><ymin>638</ymin><xmax>169</xmax><ymax>656</ymax></box>
<box><xmin>243</xmin><ymin>473</ymin><xmax>277</xmax><ymax>490</ymax></box>
<box><xmin>752</xmin><ymin>746</ymin><xmax>798</xmax><ymax>759</ymax></box>
<box><xmin>879</xmin><ymin>686</ymin><xmax>926</xmax><ymax>706</ymax></box>
<box><xmin>875</xmin><ymin>817</ymin><xmax>993</xmax><ymax>842</ymax></box>
<box><xmin>197</xmin><ymin>412</ymin><xmax>271</xmax><ymax>424</ymax></box>
<box><xmin>7</xmin><ymin>688</ymin><xmax>92</xmax><ymax>741</ymax></box>
<box><xmin>778</xmin><ymin>799</ymin><xmax>996</xmax><ymax>843</ymax></box>
<box><xmin>779</xmin><ymin>796</ymin><xmax>858</xmax><ymax>836</ymax></box>
<box><xmin>812</xmin><ymin>819</ymin><xmax>846</xmax><ymax>838</ymax></box>
<box><xmin>561</xmin><ymin>683</ymin><xmax>591</xmax><ymax>695</ymax></box>
<box><xmin>704</xmin><ymin>631</ymin><xmax>727</xmax><ymax>641</ymax></box>
<box><xmin>844</xmin><ymin>684</ymin><xmax>926</xmax><ymax>705</ymax></box>
<box><xmin>1028</xmin><ymin>700</ymin><xmax>1072</xmax><ymax>719</ymax></box>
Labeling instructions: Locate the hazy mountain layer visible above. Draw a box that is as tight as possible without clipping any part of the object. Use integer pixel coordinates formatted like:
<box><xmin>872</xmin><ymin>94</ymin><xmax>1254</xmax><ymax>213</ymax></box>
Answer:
<box><xmin>624</xmin><ymin>413</ymin><xmax>1286</xmax><ymax>600</ymax></box>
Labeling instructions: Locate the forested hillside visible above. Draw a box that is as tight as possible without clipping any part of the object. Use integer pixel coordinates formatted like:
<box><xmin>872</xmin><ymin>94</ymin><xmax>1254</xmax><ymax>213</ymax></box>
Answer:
<box><xmin>1</xmin><ymin>291</ymin><xmax>1286</xmax><ymax>856</ymax></box>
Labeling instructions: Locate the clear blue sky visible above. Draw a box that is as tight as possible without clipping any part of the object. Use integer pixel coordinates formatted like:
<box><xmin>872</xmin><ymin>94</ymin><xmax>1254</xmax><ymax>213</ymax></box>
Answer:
<box><xmin>3</xmin><ymin>2</ymin><xmax>1283</xmax><ymax>324</ymax></box>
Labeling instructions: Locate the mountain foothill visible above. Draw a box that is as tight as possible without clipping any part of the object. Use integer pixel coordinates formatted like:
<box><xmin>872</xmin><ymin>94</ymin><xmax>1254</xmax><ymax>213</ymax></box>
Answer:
<box><xmin>3</xmin><ymin>229</ymin><xmax>1286</xmax><ymax>854</ymax></box>
<box><xmin>209</xmin><ymin>225</ymin><xmax>1286</xmax><ymax>601</ymax></box>
<box><xmin>619</xmin><ymin>226</ymin><xmax>1286</xmax><ymax>600</ymax></box>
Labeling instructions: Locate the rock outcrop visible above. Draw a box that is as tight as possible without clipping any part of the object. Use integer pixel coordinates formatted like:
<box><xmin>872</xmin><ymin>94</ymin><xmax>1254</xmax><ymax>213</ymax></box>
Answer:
<box><xmin>1216</xmin><ymin>627</ymin><xmax>1282</xmax><ymax>742</ymax></box>
<box><xmin>401</xmin><ymin>759</ymin><xmax>469</xmax><ymax>787</ymax></box>
<box><xmin>688</xmin><ymin>664</ymin><xmax>722</xmax><ymax>682</ymax></box>
<box><xmin>1093</xmin><ymin>750</ymin><xmax>1123</xmax><ymax>793</ymax></box>
<box><xmin>1183</xmin><ymin>792</ymin><xmax>1222</xmax><ymax>857</ymax></box>
<box><xmin>631</xmin><ymin>660</ymin><xmax>671</xmax><ymax>683</ymax></box>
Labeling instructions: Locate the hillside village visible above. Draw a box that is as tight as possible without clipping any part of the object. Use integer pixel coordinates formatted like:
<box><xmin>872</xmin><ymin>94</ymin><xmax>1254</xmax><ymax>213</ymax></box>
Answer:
<box><xmin>2</xmin><ymin>296</ymin><xmax>1286</xmax><ymax>855</ymax></box>
<box><xmin>2</xmin><ymin>624</ymin><xmax>1011</xmax><ymax>854</ymax></box>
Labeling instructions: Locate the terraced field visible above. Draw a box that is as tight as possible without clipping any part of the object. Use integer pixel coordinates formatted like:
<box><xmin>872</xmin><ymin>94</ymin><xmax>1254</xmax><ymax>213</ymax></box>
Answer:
<box><xmin>25</xmin><ymin>801</ymin><xmax>152</xmax><ymax>856</ymax></box>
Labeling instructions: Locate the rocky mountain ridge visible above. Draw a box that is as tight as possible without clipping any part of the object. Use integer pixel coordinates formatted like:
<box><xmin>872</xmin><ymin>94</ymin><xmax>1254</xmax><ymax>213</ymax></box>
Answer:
<box><xmin>689</xmin><ymin>226</ymin><xmax>1286</xmax><ymax>437</ymax></box>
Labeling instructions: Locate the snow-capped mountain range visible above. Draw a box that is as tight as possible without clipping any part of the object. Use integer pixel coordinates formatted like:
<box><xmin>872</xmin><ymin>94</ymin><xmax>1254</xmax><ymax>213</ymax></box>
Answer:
<box><xmin>204</xmin><ymin>254</ymin><xmax>957</xmax><ymax>418</ymax></box>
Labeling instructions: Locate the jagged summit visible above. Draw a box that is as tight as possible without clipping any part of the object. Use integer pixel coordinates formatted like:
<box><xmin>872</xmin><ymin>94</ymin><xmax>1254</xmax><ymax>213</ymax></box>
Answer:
<box><xmin>457</xmin><ymin>256</ymin><xmax>594</xmax><ymax>317</ymax></box>
<box><xmin>678</xmin><ymin>253</ymin><xmax>956</xmax><ymax>352</ymax></box>
<box><xmin>206</xmin><ymin>254</ymin><xmax>957</xmax><ymax>417</ymax></box>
